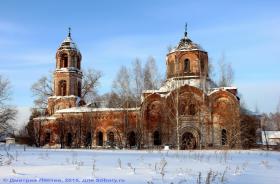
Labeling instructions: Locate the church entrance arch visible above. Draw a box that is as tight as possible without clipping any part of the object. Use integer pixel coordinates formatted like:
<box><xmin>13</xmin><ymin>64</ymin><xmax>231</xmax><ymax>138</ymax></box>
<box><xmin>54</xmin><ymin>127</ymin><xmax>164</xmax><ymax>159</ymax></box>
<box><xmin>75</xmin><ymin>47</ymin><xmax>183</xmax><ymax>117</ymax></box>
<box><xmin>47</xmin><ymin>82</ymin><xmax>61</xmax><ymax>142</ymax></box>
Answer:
<box><xmin>181</xmin><ymin>132</ymin><xmax>196</xmax><ymax>149</ymax></box>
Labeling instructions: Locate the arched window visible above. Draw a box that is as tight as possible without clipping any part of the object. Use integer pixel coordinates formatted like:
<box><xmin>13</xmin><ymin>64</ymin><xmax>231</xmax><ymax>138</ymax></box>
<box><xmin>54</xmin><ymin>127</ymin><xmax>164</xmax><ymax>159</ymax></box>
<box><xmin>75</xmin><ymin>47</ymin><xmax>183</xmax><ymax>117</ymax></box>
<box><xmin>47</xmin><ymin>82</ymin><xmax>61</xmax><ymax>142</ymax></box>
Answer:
<box><xmin>66</xmin><ymin>133</ymin><xmax>72</xmax><ymax>147</ymax></box>
<box><xmin>61</xmin><ymin>53</ymin><xmax>68</xmax><ymax>68</ymax></box>
<box><xmin>107</xmin><ymin>132</ymin><xmax>114</xmax><ymax>147</ymax></box>
<box><xmin>189</xmin><ymin>104</ymin><xmax>196</xmax><ymax>115</ymax></box>
<box><xmin>59</xmin><ymin>80</ymin><xmax>67</xmax><ymax>96</ymax></box>
<box><xmin>200</xmin><ymin>60</ymin><xmax>205</xmax><ymax>73</ymax></box>
<box><xmin>85</xmin><ymin>132</ymin><xmax>92</xmax><ymax>147</ymax></box>
<box><xmin>77</xmin><ymin>81</ymin><xmax>81</xmax><ymax>97</ymax></box>
<box><xmin>97</xmin><ymin>131</ymin><xmax>103</xmax><ymax>146</ymax></box>
<box><xmin>184</xmin><ymin>59</ymin><xmax>190</xmax><ymax>72</ymax></box>
<box><xmin>153</xmin><ymin>131</ymin><xmax>161</xmax><ymax>146</ymax></box>
<box><xmin>169</xmin><ymin>62</ymin><xmax>174</xmax><ymax>76</ymax></box>
<box><xmin>127</xmin><ymin>131</ymin><xmax>136</xmax><ymax>148</ymax></box>
<box><xmin>221</xmin><ymin>129</ymin><xmax>227</xmax><ymax>145</ymax></box>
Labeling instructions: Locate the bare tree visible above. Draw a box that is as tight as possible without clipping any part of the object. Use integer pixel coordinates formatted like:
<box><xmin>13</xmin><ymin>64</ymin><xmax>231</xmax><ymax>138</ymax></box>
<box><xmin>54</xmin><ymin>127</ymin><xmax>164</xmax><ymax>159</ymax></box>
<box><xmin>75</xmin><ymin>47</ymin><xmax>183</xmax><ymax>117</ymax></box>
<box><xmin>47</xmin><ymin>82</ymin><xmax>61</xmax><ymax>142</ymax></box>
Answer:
<box><xmin>31</xmin><ymin>74</ymin><xmax>53</xmax><ymax>109</ymax></box>
<box><xmin>143</xmin><ymin>56</ymin><xmax>161</xmax><ymax>90</ymax></box>
<box><xmin>208</xmin><ymin>57</ymin><xmax>215</xmax><ymax>80</ymax></box>
<box><xmin>109</xmin><ymin>57</ymin><xmax>162</xmax><ymax>108</ymax></box>
<box><xmin>276</xmin><ymin>98</ymin><xmax>280</xmax><ymax>130</ymax></box>
<box><xmin>0</xmin><ymin>75</ymin><xmax>17</xmax><ymax>138</ymax></box>
<box><xmin>217</xmin><ymin>54</ymin><xmax>234</xmax><ymax>87</ymax></box>
<box><xmin>112</xmin><ymin>65</ymin><xmax>134</xmax><ymax>107</ymax></box>
<box><xmin>31</xmin><ymin>69</ymin><xmax>102</xmax><ymax>108</ymax></box>
<box><xmin>110</xmin><ymin>58</ymin><xmax>163</xmax><ymax>148</ymax></box>
<box><xmin>25</xmin><ymin>109</ymin><xmax>41</xmax><ymax>146</ymax></box>
<box><xmin>81</xmin><ymin>69</ymin><xmax>102</xmax><ymax>103</ymax></box>
<box><xmin>132</xmin><ymin>58</ymin><xmax>144</xmax><ymax>106</ymax></box>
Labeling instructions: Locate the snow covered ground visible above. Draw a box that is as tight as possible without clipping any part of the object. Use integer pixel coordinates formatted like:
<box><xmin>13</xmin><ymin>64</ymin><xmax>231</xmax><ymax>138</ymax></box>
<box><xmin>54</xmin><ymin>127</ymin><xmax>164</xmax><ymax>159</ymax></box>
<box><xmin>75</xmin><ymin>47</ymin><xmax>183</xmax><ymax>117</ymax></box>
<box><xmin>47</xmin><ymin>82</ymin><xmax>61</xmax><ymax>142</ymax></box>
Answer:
<box><xmin>0</xmin><ymin>144</ymin><xmax>279</xmax><ymax>184</ymax></box>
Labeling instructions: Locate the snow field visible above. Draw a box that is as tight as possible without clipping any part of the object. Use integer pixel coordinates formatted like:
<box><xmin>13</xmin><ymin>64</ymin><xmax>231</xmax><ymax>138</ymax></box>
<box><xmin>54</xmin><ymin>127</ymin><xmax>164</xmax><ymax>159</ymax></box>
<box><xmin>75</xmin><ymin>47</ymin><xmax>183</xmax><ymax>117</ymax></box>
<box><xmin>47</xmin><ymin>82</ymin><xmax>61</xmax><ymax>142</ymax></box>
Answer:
<box><xmin>0</xmin><ymin>144</ymin><xmax>280</xmax><ymax>184</ymax></box>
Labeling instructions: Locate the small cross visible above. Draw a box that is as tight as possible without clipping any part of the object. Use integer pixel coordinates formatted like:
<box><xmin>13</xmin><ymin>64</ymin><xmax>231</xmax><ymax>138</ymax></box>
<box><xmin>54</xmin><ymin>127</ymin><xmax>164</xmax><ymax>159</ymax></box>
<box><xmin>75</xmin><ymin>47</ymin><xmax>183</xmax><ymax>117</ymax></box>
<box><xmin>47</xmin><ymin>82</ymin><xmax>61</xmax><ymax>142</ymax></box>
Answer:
<box><xmin>185</xmin><ymin>23</ymin><xmax>187</xmax><ymax>33</ymax></box>
<box><xmin>68</xmin><ymin>27</ymin><xmax>71</xmax><ymax>37</ymax></box>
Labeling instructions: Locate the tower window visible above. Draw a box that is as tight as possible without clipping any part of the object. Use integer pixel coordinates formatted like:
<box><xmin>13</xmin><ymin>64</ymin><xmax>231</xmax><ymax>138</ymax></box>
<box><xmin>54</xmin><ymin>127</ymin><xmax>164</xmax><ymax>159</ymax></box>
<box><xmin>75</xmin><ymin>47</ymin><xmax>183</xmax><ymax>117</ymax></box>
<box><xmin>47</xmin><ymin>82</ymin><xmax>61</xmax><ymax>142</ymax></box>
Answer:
<box><xmin>77</xmin><ymin>81</ymin><xmax>81</xmax><ymax>97</ymax></box>
<box><xmin>59</xmin><ymin>80</ymin><xmax>67</xmax><ymax>96</ymax></box>
<box><xmin>184</xmin><ymin>59</ymin><xmax>190</xmax><ymax>72</ymax></box>
<box><xmin>77</xmin><ymin>59</ymin><xmax>81</xmax><ymax>70</ymax></box>
<box><xmin>169</xmin><ymin>62</ymin><xmax>174</xmax><ymax>76</ymax></box>
<box><xmin>201</xmin><ymin>60</ymin><xmax>205</xmax><ymax>73</ymax></box>
<box><xmin>61</xmin><ymin>54</ymin><xmax>68</xmax><ymax>68</ymax></box>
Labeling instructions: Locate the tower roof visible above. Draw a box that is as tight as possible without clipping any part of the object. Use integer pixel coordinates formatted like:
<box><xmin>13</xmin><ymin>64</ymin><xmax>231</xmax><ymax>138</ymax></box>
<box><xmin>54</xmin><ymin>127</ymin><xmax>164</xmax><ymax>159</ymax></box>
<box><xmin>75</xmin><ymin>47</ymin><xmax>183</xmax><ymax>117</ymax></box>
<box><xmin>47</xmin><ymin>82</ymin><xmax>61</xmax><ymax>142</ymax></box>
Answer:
<box><xmin>58</xmin><ymin>28</ymin><xmax>79</xmax><ymax>51</ymax></box>
<box><xmin>170</xmin><ymin>24</ymin><xmax>204</xmax><ymax>53</ymax></box>
<box><xmin>176</xmin><ymin>36</ymin><xmax>203</xmax><ymax>51</ymax></box>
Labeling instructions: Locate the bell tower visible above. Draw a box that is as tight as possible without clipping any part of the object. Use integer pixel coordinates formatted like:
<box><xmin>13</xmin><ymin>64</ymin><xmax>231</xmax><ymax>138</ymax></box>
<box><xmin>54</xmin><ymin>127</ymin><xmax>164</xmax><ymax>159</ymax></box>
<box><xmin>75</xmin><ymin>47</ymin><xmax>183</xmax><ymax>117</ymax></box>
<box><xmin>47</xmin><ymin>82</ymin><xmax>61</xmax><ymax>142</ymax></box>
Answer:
<box><xmin>47</xmin><ymin>28</ymin><xmax>83</xmax><ymax>115</ymax></box>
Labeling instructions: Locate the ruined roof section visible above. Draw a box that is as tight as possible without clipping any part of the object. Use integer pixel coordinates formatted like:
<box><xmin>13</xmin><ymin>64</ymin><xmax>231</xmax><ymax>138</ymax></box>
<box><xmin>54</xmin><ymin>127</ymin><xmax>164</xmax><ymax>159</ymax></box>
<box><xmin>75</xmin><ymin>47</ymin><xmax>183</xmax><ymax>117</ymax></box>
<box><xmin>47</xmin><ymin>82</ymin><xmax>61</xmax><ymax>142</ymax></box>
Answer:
<box><xmin>175</xmin><ymin>36</ymin><xmax>204</xmax><ymax>51</ymax></box>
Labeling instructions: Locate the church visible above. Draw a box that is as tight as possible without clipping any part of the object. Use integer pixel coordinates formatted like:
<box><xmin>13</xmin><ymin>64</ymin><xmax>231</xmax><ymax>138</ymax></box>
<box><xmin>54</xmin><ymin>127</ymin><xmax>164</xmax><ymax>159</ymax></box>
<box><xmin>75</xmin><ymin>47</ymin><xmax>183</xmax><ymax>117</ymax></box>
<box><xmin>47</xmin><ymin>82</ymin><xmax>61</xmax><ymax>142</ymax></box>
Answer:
<box><xmin>34</xmin><ymin>28</ymin><xmax>241</xmax><ymax>149</ymax></box>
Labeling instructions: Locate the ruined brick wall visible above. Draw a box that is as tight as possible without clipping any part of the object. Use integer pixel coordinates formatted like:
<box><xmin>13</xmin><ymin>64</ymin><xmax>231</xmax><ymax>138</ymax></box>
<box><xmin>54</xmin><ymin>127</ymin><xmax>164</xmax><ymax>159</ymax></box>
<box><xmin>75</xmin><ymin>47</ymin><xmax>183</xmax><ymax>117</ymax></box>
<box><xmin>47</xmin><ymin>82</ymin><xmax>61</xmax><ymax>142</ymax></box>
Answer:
<box><xmin>39</xmin><ymin>110</ymin><xmax>138</xmax><ymax>148</ymax></box>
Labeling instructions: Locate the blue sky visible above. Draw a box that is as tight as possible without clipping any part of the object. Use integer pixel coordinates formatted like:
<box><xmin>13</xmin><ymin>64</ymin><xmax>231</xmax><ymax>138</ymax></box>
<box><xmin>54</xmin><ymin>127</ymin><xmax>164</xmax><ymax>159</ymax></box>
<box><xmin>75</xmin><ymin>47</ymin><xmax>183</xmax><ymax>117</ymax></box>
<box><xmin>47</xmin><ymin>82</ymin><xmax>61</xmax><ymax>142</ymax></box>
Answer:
<box><xmin>0</xmin><ymin>0</ymin><xmax>280</xmax><ymax>127</ymax></box>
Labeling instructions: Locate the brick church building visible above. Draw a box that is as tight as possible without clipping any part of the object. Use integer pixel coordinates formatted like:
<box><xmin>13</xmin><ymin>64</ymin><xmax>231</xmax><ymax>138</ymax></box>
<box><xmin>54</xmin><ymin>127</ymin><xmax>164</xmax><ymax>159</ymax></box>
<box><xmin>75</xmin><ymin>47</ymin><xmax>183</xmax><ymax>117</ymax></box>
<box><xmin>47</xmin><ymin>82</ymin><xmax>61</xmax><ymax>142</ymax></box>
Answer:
<box><xmin>34</xmin><ymin>28</ymin><xmax>241</xmax><ymax>149</ymax></box>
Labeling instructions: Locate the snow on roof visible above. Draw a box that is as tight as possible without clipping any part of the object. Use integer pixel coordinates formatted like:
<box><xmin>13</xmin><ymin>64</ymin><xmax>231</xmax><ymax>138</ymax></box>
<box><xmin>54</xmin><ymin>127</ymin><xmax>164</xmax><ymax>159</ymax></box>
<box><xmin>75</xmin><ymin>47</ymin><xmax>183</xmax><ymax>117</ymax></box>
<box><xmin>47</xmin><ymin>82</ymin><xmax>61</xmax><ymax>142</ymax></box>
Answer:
<box><xmin>263</xmin><ymin>131</ymin><xmax>280</xmax><ymax>138</ymax></box>
<box><xmin>48</xmin><ymin>95</ymin><xmax>77</xmax><ymax>99</ymax></box>
<box><xmin>142</xmin><ymin>89</ymin><xmax>166</xmax><ymax>94</ymax></box>
<box><xmin>55</xmin><ymin>67</ymin><xmax>82</xmax><ymax>73</ymax></box>
<box><xmin>56</xmin><ymin>107</ymin><xmax>140</xmax><ymax>113</ymax></box>
<box><xmin>208</xmin><ymin>86</ymin><xmax>237</xmax><ymax>96</ymax></box>
<box><xmin>262</xmin><ymin>131</ymin><xmax>280</xmax><ymax>145</ymax></box>
<box><xmin>59</xmin><ymin>36</ymin><xmax>79</xmax><ymax>51</ymax></box>
<box><xmin>33</xmin><ymin>116</ymin><xmax>57</xmax><ymax>120</ymax></box>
